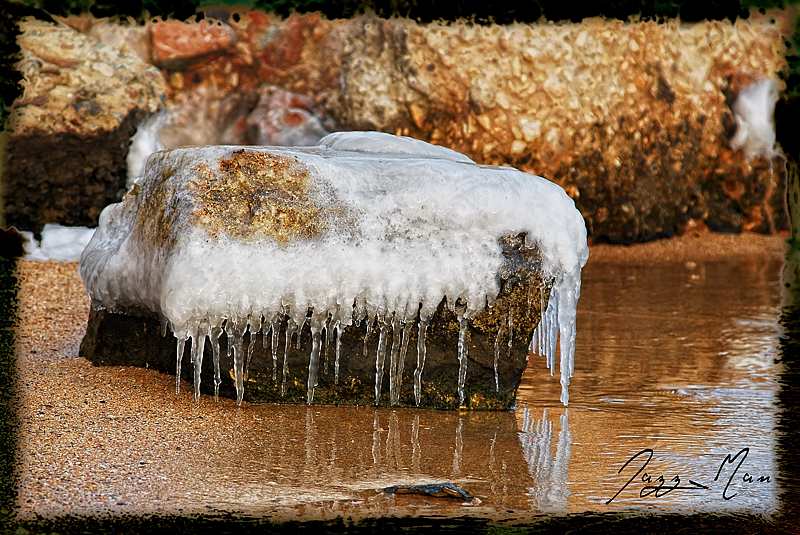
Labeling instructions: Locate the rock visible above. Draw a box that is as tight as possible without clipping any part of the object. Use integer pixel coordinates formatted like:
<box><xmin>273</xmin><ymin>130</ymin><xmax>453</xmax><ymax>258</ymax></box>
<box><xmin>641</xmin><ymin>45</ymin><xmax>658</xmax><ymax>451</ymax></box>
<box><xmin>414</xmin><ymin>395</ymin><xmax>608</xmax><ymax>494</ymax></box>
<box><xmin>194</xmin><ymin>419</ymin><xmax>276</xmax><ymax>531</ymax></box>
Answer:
<box><xmin>245</xmin><ymin>85</ymin><xmax>330</xmax><ymax>146</ymax></box>
<box><xmin>87</xmin><ymin>19</ymin><xmax>152</xmax><ymax>65</ymax></box>
<box><xmin>79</xmin><ymin>132</ymin><xmax>589</xmax><ymax>408</ymax></box>
<box><xmin>4</xmin><ymin>18</ymin><xmax>166</xmax><ymax>233</ymax></box>
<box><xmin>149</xmin><ymin>18</ymin><xmax>237</xmax><ymax>69</ymax></box>
<box><xmin>125</xmin><ymin>84</ymin><xmax>329</xmax><ymax>186</ymax></box>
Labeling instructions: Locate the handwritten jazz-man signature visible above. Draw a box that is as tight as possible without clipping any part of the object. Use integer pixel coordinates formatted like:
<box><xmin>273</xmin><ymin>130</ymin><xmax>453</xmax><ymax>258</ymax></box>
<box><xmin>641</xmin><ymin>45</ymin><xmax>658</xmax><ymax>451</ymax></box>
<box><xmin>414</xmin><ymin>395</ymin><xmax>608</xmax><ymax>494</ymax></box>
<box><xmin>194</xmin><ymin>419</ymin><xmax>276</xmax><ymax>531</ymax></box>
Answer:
<box><xmin>606</xmin><ymin>448</ymin><xmax>771</xmax><ymax>504</ymax></box>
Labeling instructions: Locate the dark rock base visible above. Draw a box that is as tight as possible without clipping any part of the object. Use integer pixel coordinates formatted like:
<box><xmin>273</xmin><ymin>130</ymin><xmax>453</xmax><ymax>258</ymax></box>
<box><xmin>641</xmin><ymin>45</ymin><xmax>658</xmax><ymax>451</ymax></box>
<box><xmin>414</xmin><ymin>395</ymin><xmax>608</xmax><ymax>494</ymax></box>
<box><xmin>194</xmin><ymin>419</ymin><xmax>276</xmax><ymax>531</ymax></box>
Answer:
<box><xmin>80</xmin><ymin>297</ymin><xmax>540</xmax><ymax>410</ymax></box>
<box><xmin>4</xmin><ymin>110</ymin><xmax>145</xmax><ymax>234</ymax></box>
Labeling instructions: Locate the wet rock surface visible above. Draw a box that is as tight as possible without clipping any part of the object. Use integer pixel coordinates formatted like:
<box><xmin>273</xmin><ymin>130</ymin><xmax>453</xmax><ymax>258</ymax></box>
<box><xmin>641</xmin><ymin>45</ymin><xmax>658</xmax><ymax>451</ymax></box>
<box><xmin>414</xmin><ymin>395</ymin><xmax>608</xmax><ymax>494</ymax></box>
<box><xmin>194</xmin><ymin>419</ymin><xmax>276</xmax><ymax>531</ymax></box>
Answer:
<box><xmin>80</xmin><ymin>234</ymin><xmax>549</xmax><ymax>409</ymax></box>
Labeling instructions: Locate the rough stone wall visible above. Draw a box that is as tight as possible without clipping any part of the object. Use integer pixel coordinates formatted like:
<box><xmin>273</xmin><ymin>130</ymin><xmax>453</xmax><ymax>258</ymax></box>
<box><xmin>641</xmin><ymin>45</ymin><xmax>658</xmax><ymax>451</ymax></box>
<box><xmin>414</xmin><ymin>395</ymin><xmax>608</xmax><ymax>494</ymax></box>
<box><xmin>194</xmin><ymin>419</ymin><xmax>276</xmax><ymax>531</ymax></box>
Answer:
<box><xmin>4</xmin><ymin>12</ymin><xmax>792</xmax><ymax>242</ymax></box>
<box><xmin>330</xmin><ymin>16</ymin><xmax>789</xmax><ymax>241</ymax></box>
<box><xmin>4</xmin><ymin>18</ymin><xmax>166</xmax><ymax>233</ymax></box>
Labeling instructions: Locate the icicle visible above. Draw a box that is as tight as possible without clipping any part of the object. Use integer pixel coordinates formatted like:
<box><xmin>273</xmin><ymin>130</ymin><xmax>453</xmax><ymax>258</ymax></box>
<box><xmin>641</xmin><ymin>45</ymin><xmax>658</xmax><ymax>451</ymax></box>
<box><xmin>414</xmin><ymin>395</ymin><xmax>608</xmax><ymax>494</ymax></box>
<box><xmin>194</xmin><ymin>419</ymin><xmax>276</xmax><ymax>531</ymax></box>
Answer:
<box><xmin>210</xmin><ymin>323</ymin><xmax>223</xmax><ymax>400</ymax></box>
<box><xmin>226</xmin><ymin>318</ymin><xmax>246</xmax><ymax>405</ymax></box>
<box><xmin>190</xmin><ymin>321</ymin><xmax>208</xmax><ymax>402</ymax></box>
<box><xmin>333</xmin><ymin>320</ymin><xmax>342</xmax><ymax>385</ymax></box>
<box><xmin>363</xmin><ymin>313</ymin><xmax>374</xmax><ymax>358</ymax></box>
<box><xmin>161</xmin><ymin>317</ymin><xmax>168</xmax><ymax>338</ymax></box>
<box><xmin>413</xmin><ymin>317</ymin><xmax>429</xmax><ymax>406</ymax></box>
<box><xmin>245</xmin><ymin>316</ymin><xmax>261</xmax><ymax>382</ymax></box>
<box><xmin>507</xmin><ymin>314</ymin><xmax>514</xmax><ymax>360</ymax></box>
<box><xmin>456</xmin><ymin>315</ymin><xmax>469</xmax><ymax>407</ymax></box>
<box><xmin>374</xmin><ymin>312</ymin><xmax>388</xmax><ymax>405</ymax></box>
<box><xmin>307</xmin><ymin>322</ymin><xmax>322</xmax><ymax>403</ymax></box>
<box><xmin>322</xmin><ymin>315</ymin><xmax>332</xmax><ymax>375</ymax></box>
<box><xmin>270</xmin><ymin>315</ymin><xmax>280</xmax><ymax>383</ymax></box>
<box><xmin>493</xmin><ymin>323</ymin><xmax>506</xmax><ymax>393</ymax></box>
<box><xmin>282</xmin><ymin>319</ymin><xmax>297</xmax><ymax>397</ymax></box>
<box><xmin>388</xmin><ymin>313</ymin><xmax>401</xmax><ymax>405</ymax></box>
<box><xmin>175</xmin><ymin>333</ymin><xmax>187</xmax><ymax>395</ymax></box>
<box><xmin>548</xmin><ymin>287</ymin><xmax>559</xmax><ymax>377</ymax></box>
<box><xmin>557</xmin><ymin>276</ymin><xmax>580</xmax><ymax>406</ymax></box>
<box><xmin>297</xmin><ymin>313</ymin><xmax>308</xmax><ymax>349</ymax></box>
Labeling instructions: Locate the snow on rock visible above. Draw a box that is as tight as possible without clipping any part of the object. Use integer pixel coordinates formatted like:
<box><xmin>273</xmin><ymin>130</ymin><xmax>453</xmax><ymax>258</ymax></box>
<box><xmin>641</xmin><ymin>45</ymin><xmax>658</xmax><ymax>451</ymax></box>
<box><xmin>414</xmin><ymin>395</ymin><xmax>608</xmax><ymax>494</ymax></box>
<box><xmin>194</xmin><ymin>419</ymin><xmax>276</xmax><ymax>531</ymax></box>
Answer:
<box><xmin>83</xmin><ymin>132</ymin><xmax>588</xmax><ymax>405</ymax></box>
<box><xmin>730</xmin><ymin>79</ymin><xmax>779</xmax><ymax>160</ymax></box>
<box><xmin>22</xmin><ymin>224</ymin><xmax>96</xmax><ymax>262</ymax></box>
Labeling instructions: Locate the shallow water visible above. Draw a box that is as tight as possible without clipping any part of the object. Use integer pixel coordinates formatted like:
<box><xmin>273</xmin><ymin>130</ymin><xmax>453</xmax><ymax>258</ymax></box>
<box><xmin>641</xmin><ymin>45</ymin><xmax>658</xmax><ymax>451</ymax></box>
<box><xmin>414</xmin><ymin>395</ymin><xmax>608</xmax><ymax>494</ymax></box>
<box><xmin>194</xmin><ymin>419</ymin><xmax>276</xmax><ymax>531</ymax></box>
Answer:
<box><xmin>15</xmin><ymin>255</ymin><xmax>788</xmax><ymax>520</ymax></box>
<box><xmin>151</xmin><ymin>258</ymin><xmax>784</xmax><ymax>518</ymax></box>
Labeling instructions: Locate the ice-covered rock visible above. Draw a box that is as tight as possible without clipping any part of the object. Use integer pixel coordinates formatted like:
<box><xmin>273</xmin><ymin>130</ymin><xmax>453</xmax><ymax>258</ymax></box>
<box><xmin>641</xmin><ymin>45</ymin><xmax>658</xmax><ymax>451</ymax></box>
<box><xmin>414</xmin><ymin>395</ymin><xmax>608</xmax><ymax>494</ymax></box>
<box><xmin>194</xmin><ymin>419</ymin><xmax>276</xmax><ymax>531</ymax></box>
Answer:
<box><xmin>81</xmin><ymin>132</ymin><xmax>588</xmax><ymax>407</ymax></box>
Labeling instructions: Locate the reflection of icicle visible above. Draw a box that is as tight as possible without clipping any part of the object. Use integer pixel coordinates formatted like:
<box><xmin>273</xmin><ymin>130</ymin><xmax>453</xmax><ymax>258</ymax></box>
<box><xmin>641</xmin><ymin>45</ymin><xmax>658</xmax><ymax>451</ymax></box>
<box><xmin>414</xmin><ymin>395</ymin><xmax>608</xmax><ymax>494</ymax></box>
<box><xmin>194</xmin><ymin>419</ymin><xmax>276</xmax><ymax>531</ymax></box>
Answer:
<box><xmin>333</xmin><ymin>321</ymin><xmax>342</xmax><ymax>385</ymax></box>
<box><xmin>413</xmin><ymin>317</ymin><xmax>429</xmax><ymax>406</ymax></box>
<box><xmin>456</xmin><ymin>315</ymin><xmax>469</xmax><ymax>407</ymax></box>
<box><xmin>452</xmin><ymin>417</ymin><xmax>464</xmax><ymax>477</ymax></box>
<box><xmin>411</xmin><ymin>414</ymin><xmax>421</xmax><ymax>473</ymax></box>
<box><xmin>210</xmin><ymin>323</ymin><xmax>223</xmax><ymax>400</ymax></box>
<box><xmin>374</xmin><ymin>313</ymin><xmax>389</xmax><ymax>405</ymax></box>
<box><xmin>372</xmin><ymin>411</ymin><xmax>381</xmax><ymax>465</ymax></box>
<box><xmin>518</xmin><ymin>407</ymin><xmax>571</xmax><ymax>513</ymax></box>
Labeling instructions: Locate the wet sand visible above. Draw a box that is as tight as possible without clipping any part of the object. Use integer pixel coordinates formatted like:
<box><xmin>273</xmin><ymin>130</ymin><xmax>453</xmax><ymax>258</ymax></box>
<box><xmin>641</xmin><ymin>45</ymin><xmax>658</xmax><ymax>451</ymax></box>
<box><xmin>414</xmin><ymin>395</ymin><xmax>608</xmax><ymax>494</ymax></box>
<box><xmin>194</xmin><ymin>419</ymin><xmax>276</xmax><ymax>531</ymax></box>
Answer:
<box><xmin>12</xmin><ymin>232</ymin><xmax>789</xmax><ymax>522</ymax></box>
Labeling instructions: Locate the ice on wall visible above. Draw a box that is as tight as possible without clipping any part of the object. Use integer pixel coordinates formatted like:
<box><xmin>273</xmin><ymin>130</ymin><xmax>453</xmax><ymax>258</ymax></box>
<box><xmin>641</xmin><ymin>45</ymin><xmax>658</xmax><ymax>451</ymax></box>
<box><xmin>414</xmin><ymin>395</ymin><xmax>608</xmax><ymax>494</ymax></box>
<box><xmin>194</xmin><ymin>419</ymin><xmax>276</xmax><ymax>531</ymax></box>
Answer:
<box><xmin>127</xmin><ymin>112</ymin><xmax>166</xmax><ymax>187</ymax></box>
<box><xmin>82</xmin><ymin>131</ymin><xmax>588</xmax><ymax>406</ymax></box>
<box><xmin>730</xmin><ymin>79</ymin><xmax>779</xmax><ymax>160</ymax></box>
<box><xmin>22</xmin><ymin>224</ymin><xmax>96</xmax><ymax>262</ymax></box>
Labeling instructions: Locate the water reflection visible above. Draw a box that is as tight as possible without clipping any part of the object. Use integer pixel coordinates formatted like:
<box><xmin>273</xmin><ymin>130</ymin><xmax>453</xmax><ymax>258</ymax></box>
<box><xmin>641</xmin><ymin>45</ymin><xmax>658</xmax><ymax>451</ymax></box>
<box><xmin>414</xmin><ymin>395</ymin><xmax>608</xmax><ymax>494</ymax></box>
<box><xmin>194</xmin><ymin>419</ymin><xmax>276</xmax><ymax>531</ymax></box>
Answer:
<box><xmin>516</xmin><ymin>257</ymin><xmax>782</xmax><ymax>514</ymax></box>
<box><xmin>517</xmin><ymin>408</ymin><xmax>571</xmax><ymax>513</ymax></box>
<box><xmin>15</xmin><ymin>255</ymin><xmax>789</xmax><ymax>520</ymax></box>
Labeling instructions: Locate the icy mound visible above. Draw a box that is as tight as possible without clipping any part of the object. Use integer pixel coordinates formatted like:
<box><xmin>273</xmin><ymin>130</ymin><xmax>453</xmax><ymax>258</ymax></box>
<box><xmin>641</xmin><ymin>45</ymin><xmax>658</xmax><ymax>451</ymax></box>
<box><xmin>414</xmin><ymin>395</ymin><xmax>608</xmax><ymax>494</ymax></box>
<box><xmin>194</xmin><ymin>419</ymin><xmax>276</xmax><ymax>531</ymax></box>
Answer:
<box><xmin>319</xmin><ymin>131</ymin><xmax>475</xmax><ymax>163</ymax></box>
<box><xmin>81</xmin><ymin>132</ymin><xmax>588</xmax><ymax>405</ymax></box>
<box><xmin>22</xmin><ymin>224</ymin><xmax>96</xmax><ymax>262</ymax></box>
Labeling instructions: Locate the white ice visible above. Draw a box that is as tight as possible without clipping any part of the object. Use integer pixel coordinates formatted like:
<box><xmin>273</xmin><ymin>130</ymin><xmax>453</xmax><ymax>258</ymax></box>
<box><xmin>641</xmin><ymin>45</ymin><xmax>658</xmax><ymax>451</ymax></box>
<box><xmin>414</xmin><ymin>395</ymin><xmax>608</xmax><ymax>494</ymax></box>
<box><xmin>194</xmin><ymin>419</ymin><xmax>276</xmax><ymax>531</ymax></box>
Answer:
<box><xmin>22</xmin><ymin>224</ymin><xmax>96</xmax><ymax>262</ymax></box>
<box><xmin>730</xmin><ymin>78</ymin><xmax>779</xmax><ymax>160</ymax></box>
<box><xmin>82</xmin><ymin>131</ymin><xmax>589</xmax><ymax>405</ymax></box>
<box><xmin>127</xmin><ymin>112</ymin><xmax>166</xmax><ymax>187</ymax></box>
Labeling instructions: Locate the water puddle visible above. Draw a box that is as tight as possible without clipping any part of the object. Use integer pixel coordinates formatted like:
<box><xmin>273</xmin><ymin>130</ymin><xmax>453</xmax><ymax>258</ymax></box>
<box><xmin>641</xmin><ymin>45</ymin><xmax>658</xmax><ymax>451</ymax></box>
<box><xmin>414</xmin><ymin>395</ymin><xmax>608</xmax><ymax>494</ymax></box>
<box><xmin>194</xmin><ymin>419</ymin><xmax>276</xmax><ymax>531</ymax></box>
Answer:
<box><xmin>15</xmin><ymin>255</ymin><xmax>786</xmax><ymax>519</ymax></box>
